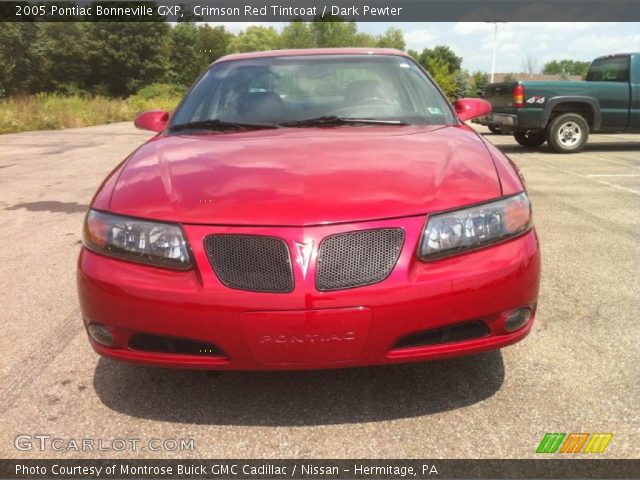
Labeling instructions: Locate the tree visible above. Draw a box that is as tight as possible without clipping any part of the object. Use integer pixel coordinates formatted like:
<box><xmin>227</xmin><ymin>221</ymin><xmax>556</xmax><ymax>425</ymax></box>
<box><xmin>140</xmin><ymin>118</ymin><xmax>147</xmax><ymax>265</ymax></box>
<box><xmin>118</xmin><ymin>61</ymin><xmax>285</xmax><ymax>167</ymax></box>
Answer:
<box><xmin>521</xmin><ymin>54</ymin><xmax>538</xmax><ymax>78</ymax></box>
<box><xmin>280</xmin><ymin>20</ymin><xmax>315</xmax><ymax>49</ymax></box>
<box><xmin>416</xmin><ymin>45</ymin><xmax>462</xmax><ymax>74</ymax></box>
<box><xmin>39</xmin><ymin>23</ymin><xmax>91</xmax><ymax>93</ymax></box>
<box><xmin>197</xmin><ymin>25</ymin><xmax>233</xmax><ymax>65</ymax></box>
<box><xmin>503</xmin><ymin>73</ymin><xmax>517</xmax><ymax>82</ymax></box>
<box><xmin>543</xmin><ymin>59</ymin><xmax>591</xmax><ymax>77</ymax></box>
<box><xmin>426</xmin><ymin>58</ymin><xmax>456</xmax><ymax>99</ymax></box>
<box><xmin>407</xmin><ymin>49</ymin><xmax>420</xmax><ymax>61</ymax></box>
<box><xmin>452</xmin><ymin>71</ymin><xmax>470</xmax><ymax>98</ymax></box>
<box><xmin>167</xmin><ymin>23</ymin><xmax>201</xmax><ymax>87</ymax></box>
<box><xmin>85</xmin><ymin>22</ymin><xmax>171</xmax><ymax>96</ymax></box>
<box><xmin>471</xmin><ymin>71</ymin><xmax>490</xmax><ymax>97</ymax></box>
<box><xmin>229</xmin><ymin>26</ymin><xmax>281</xmax><ymax>53</ymax></box>
<box><xmin>309</xmin><ymin>17</ymin><xmax>358</xmax><ymax>47</ymax></box>
<box><xmin>376</xmin><ymin>27</ymin><xmax>405</xmax><ymax>50</ymax></box>
<box><xmin>0</xmin><ymin>24</ymin><xmax>48</xmax><ymax>96</ymax></box>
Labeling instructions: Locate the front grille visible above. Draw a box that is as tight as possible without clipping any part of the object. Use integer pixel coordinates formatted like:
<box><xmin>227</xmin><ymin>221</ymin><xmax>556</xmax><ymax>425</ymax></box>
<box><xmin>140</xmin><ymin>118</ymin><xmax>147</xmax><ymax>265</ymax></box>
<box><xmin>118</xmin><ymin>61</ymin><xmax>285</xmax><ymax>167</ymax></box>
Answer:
<box><xmin>316</xmin><ymin>228</ymin><xmax>404</xmax><ymax>291</ymax></box>
<box><xmin>129</xmin><ymin>334</ymin><xmax>225</xmax><ymax>357</ymax></box>
<box><xmin>204</xmin><ymin>234</ymin><xmax>294</xmax><ymax>293</ymax></box>
<box><xmin>393</xmin><ymin>321</ymin><xmax>490</xmax><ymax>349</ymax></box>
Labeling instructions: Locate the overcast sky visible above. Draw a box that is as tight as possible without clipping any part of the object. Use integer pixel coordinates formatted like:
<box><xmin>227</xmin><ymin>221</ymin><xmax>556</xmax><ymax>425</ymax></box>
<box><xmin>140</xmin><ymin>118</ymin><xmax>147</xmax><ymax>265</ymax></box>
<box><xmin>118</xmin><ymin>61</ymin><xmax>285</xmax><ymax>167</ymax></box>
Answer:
<box><xmin>220</xmin><ymin>22</ymin><xmax>640</xmax><ymax>73</ymax></box>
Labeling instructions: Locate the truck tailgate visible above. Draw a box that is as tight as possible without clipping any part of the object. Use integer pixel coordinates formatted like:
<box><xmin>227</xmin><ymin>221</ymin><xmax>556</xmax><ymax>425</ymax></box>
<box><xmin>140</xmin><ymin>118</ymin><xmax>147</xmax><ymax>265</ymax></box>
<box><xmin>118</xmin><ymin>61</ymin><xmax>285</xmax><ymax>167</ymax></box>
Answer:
<box><xmin>484</xmin><ymin>82</ymin><xmax>518</xmax><ymax>110</ymax></box>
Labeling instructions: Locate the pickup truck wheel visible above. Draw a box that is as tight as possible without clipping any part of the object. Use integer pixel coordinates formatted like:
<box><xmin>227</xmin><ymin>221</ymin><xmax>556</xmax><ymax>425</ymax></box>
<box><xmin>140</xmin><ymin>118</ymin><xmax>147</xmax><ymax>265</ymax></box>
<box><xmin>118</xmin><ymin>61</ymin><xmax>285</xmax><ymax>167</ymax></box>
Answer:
<box><xmin>547</xmin><ymin>113</ymin><xmax>589</xmax><ymax>153</ymax></box>
<box><xmin>513</xmin><ymin>130</ymin><xmax>546</xmax><ymax>148</ymax></box>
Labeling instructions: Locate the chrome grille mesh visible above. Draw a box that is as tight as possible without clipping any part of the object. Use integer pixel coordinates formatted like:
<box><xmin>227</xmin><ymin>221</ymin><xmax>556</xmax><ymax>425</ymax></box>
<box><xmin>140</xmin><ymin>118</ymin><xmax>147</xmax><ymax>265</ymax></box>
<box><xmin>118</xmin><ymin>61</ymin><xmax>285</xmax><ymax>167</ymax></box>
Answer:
<box><xmin>204</xmin><ymin>234</ymin><xmax>294</xmax><ymax>293</ymax></box>
<box><xmin>315</xmin><ymin>229</ymin><xmax>405</xmax><ymax>291</ymax></box>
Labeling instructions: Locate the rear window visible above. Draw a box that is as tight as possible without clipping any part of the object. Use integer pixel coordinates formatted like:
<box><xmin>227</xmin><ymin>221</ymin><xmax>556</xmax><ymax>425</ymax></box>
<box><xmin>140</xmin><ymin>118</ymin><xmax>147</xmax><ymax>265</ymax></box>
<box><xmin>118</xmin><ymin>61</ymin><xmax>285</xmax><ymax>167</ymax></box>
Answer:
<box><xmin>586</xmin><ymin>56</ymin><xmax>630</xmax><ymax>82</ymax></box>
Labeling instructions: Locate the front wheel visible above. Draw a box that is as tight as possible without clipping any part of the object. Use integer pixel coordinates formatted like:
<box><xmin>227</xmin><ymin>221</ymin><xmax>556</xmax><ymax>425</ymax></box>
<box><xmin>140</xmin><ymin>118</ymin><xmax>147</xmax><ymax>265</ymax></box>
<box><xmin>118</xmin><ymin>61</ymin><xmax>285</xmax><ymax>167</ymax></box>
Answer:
<box><xmin>488</xmin><ymin>126</ymin><xmax>502</xmax><ymax>134</ymax></box>
<box><xmin>514</xmin><ymin>130</ymin><xmax>546</xmax><ymax>148</ymax></box>
<box><xmin>546</xmin><ymin>113</ymin><xmax>589</xmax><ymax>153</ymax></box>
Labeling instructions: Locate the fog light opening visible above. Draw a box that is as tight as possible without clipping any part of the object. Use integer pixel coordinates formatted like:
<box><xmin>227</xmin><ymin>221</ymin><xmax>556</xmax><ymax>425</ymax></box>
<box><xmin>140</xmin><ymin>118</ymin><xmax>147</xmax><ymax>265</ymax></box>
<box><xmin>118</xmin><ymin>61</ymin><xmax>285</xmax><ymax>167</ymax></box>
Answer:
<box><xmin>88</xmin><ymin>324</ymin><xmax>113</xmax><ymax>346</ymax></box>
<box><xmin>504</xmin><ymin>308</ymin><xmax>532</xmax><ymax>332</ymax></box>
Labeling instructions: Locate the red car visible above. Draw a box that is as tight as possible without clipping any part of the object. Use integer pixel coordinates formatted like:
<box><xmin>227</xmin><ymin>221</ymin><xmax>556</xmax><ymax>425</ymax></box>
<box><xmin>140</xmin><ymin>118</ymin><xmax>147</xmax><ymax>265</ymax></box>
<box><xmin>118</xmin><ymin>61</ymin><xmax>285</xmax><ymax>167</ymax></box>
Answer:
<box><xmin>78</xmin><ymin>48</ymin><xmax>540</xmax><ymax>370</ymax></box>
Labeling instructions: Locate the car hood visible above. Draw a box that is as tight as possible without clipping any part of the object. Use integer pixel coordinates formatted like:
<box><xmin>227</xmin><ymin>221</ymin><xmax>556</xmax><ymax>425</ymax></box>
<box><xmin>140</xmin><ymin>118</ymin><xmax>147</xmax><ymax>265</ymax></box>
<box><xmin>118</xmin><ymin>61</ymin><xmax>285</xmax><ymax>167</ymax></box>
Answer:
<box><xmin>109</xmin><ymin>126</ymin><xmax>502</xmax><ymax>226</ymax></box>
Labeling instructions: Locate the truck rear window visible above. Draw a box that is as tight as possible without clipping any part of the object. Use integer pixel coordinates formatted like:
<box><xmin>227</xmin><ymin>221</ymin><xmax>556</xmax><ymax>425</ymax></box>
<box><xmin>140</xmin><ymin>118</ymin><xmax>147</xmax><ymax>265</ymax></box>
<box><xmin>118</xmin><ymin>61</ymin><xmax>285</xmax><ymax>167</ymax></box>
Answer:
<box><xmin>586</xmin><ymin>56</ymin><xmax>630</xmax><ymax>82</ymax></box>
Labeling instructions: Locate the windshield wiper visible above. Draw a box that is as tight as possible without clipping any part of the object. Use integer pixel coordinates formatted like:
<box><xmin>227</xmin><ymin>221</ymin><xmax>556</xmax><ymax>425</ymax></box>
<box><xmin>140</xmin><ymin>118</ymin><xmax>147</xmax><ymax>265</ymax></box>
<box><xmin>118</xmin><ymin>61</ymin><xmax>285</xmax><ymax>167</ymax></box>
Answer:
<box><xmin>278</xmin><ymin>116</ymin><xmax>408</xmax><ymax>127</ymax></box>
<box><xmin>169</xmin><ymin>119</ymin><xmax>278</xmax><ymax>132</ymax></box>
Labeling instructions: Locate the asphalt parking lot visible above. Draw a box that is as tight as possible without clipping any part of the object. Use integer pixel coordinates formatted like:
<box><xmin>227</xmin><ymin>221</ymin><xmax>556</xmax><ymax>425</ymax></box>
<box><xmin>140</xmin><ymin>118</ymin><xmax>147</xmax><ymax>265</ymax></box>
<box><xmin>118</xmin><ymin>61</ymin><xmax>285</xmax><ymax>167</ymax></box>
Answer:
<box><xmin>0</xmin><ymin>123</ymin><xmax>638</xmax><ymax>459</ymax></box>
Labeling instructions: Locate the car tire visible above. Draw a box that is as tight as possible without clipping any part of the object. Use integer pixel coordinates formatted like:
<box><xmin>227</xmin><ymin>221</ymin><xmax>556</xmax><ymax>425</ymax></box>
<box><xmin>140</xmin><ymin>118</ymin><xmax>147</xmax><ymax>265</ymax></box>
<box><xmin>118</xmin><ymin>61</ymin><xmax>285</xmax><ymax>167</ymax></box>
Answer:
<box><xmin>488</xmin><ymin>126</ymin><xmax>501</xmax><ymax>134</ymax></box>
<box><xmin>513</xmin><ymin>130</ymin><xmax>546</xmax><ymax>148</ymax></box>
<box><xmin>546</xmin><ymin>113</ymin><xmax>589</xmax><ymax>153</ymax></box>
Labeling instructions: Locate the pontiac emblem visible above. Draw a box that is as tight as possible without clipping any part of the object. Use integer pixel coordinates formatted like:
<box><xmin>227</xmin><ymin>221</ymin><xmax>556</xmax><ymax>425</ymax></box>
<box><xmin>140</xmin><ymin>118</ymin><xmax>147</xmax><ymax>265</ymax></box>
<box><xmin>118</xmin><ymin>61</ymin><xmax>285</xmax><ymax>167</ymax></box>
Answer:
<box><xmin>293</xmin><ymin>241</ymin><xmax>314</xmax><ymax>279</ymax></box>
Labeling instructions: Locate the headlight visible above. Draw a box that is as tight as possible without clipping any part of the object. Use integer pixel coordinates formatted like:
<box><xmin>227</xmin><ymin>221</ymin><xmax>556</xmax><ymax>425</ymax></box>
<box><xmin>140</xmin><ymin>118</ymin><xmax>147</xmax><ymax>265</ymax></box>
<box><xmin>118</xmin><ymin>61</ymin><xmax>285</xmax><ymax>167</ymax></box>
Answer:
<box><xmin>83</xmin><ymin>210</ymin><xmax>192</xmax><ymax>269</ymax></box>
<box><xmin>419</xmin><ymin>192</ymin><xmax>532</xmax><ymax>260</ymax></box>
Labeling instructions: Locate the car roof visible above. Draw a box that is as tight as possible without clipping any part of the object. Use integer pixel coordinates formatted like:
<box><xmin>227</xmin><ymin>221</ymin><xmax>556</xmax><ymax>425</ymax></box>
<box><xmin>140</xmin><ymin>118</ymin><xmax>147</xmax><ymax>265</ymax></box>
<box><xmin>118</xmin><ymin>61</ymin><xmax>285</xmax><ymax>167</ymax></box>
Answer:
<box><xmin>214</xmin><ymin>48</ymin><xmax>409</xmax><ymax>64</ymax></box>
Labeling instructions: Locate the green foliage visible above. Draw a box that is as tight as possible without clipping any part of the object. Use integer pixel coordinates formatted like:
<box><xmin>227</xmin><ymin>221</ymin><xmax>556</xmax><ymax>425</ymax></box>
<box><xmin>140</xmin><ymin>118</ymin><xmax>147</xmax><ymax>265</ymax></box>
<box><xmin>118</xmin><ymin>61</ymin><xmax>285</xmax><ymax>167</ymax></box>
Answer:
<box><xmin>543</xmin><ymin>59</ymin><xmax>591</xmax><ymax>78</ymax></box>
<box><xmin>229</xmin><ymin>26</ymin><xmax>282</xmax><ymax>53</ymax></box>
<box><xmin>415</xmin><ymin>45</ymin><xmax>462</xmax><ymax>74</ymax></box>
<box><xmin>39</xmin><ymin>23</ymin><xmax>91</xmax><ymax>93</ymax></box>
<box><xmin>167</xmin><ymin>23</ymin><xmax>201</xmax><ymax>86</ymax></box>
<box><xmin>452</xmin><ymin>71</ymin><xmax>470</xmax><ymax>99</ymax></box>
<box><xmin>4</xmin><ymin>20</ymin><xmax>480</xmax><ymax>132</ymax></box>
<box><xmin>84</xmin><ymin>22</ymin><xmax>171</xmax><ymax>97</ymax></box>
<box><xmin>196</xmin><ymin>25</ymin><xmax>233</xmax><ymax>66</ymax></box>
<box><xmin>503</xmin><ymin>73</ymin><xmax>517</xmax><ymax>82</ymax></box>
<box><xmin>309</xmin><ymin>17</ymin><xmax>358</xmax><ymax>47</ymax></box>
<box><xmin>280</xmin><ymin>20</ymin><xmax>316</xmax><ymax>49</ymax></box>
<box><xmin>410</xmin><ymin>45</ymin><xmax>464</xmax><ymax>99</ymax></box>
<box><xmin>426</xmin><ymin>58</ymin><xmax>456</xmax><ymax>99</ymax></box>
<box><xmin>133</xmin><ymin>83</ymin><xmax>187</xmax><ymax>99</ymax></box>
<box><xmin>0</xmin><ymin>91</ymin><xmax>183</xmax><ymax>134</ymax></box>
<box><xmin>0</xmin><ymin>20</ymin><xmax>413</xmax><ymax>101</ymax></box>
<box><xmin>471</xmin><ymin>71</ymin><xmax>490</xmax><ymax>97</ymax></box>
<box><xmin>0</xmin><ymin>24</ymin><xmax>46</xmax><ymax>96</ymax></box>
<box><xmin>376</xmin><ymin>27</ymin><xmax>406</xmax><ymax>50</ymax></box>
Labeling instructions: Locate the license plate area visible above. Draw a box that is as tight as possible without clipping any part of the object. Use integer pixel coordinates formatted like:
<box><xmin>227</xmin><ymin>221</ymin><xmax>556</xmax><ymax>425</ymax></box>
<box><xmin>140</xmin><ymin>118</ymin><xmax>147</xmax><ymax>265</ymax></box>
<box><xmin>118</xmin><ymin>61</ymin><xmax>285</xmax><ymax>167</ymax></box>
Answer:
<box><xmin>241</xmin><ymin>307</ymin><xmax>372</xmax><ymax>365</ymax></box>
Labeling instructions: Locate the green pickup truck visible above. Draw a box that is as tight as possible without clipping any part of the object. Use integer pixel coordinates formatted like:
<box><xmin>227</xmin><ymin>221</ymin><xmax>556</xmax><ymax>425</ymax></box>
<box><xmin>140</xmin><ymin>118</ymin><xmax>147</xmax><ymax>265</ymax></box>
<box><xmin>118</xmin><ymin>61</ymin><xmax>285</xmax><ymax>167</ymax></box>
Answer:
<box><xmin>478</xmin><ymin>53</ymin><xmax>640</xmax><ymax>153</ymax></box>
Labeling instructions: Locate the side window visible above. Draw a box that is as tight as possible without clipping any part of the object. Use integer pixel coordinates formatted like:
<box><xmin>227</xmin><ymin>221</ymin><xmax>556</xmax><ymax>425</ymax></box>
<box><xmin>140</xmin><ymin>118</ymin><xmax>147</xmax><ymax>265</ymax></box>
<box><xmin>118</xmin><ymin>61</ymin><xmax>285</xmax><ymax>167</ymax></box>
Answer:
<box><xmin>586</xmin><ymin>57</ymin><xmax>630</xmax><ymax>82</ymax></box>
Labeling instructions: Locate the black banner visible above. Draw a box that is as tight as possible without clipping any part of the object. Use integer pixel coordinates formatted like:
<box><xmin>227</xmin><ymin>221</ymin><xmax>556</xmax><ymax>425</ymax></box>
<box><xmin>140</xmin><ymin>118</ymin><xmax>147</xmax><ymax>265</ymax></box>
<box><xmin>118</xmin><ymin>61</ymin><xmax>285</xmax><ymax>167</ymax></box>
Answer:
<box><xmin>1</xmin><ymin>459</ymin><xmax>639</xmax><ymax>479</ymax></box>
<box><xmin>2</xmin><ymin>0</ymin><xmax>640</xmax><ymax>22</ymax></box>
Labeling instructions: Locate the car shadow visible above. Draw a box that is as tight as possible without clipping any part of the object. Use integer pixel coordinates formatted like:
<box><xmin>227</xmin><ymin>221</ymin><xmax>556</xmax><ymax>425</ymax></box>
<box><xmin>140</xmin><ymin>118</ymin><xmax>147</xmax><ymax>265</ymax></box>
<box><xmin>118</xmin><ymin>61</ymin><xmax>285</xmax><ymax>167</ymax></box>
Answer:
<box><xmin>491</xmin><ymin>141</ymin><xmax>640</xmax><ymax>155</ymax></box>
<box><xmin>93</xmin><ymin>351</ymin><xmax>504</xmax><ymax>426</ymax></box>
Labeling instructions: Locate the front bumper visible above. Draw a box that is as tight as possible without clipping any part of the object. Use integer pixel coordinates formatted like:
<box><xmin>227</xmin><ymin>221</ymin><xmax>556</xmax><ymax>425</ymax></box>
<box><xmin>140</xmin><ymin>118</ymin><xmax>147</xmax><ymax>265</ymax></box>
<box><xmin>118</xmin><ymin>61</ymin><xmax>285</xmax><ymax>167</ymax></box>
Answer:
<box><xmin>77</xmin><ymin>216</ymin><xmax>540</xmax><ymax>370</ymax></box>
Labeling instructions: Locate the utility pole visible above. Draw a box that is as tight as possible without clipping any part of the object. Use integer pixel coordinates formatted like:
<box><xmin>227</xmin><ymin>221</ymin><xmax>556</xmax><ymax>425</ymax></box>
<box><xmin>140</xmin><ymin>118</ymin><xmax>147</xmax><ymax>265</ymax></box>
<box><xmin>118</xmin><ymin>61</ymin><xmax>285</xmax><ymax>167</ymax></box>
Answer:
<box><xmin>486</xmin><ymin>21</ymin><xmax>506</xmax><ymax>83</ymax></box>
<box><xmin>490</xmin><ymin>22</ymin><xmax>499</xmax><ymax>83</ymax></box>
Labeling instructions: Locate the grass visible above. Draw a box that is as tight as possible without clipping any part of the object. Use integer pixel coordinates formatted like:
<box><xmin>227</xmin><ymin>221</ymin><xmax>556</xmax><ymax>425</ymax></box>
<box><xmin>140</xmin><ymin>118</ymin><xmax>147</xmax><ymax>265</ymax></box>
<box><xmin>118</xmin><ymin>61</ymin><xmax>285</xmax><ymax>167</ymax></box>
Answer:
<box><xmin>0</xmin><ymin>92</ymin><xmax>182</xmax><ymax>134</ymax></box>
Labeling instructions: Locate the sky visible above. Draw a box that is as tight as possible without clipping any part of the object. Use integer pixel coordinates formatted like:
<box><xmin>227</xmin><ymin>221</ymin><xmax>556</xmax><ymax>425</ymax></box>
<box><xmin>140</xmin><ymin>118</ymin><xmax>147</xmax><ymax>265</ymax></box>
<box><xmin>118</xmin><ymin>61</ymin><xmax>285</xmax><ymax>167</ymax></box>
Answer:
<box><xmin>218</xmin><ymin>22</ymin><xmax>640</xmax><ymax>73</ymax></box>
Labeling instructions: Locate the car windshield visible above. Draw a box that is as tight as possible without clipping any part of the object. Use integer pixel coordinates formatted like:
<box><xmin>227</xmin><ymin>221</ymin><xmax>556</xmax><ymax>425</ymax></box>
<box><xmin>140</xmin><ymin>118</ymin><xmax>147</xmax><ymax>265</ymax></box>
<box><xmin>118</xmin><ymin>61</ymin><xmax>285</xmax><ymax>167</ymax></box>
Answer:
<box><xmin>169</xmin><ymin>54</ymin><xmax>455</xmax><ymax>129</ymax></box>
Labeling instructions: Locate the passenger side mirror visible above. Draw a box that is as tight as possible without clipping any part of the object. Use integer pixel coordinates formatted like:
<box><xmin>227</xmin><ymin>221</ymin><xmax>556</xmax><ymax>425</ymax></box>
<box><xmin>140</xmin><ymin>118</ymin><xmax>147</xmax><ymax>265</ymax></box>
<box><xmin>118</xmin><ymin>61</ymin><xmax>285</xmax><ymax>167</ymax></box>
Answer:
<box><xmin>453</xmin><ymin>98</ymin><xmax>492</xmax><ymax>122</ymax></box>
<box><xmin>134</xmin><ymin>110</ymin><xmax>169</xmax><ymax>132</ymax></box>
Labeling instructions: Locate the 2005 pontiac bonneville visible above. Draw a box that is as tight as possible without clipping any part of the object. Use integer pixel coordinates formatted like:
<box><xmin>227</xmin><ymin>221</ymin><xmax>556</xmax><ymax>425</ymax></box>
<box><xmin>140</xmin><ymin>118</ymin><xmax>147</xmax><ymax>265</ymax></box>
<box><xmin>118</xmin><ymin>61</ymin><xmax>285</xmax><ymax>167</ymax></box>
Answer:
<box><xmin>78</xmin><ymin>48</ymin><xmax>541</xmax><ymax>370</ymax></box>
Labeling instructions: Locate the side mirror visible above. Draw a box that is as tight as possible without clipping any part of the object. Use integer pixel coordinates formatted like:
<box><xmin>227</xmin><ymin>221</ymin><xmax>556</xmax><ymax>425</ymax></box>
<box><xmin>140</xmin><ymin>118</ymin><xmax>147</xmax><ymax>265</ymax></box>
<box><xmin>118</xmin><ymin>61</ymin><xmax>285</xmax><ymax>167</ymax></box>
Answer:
<box><xmin>453</xmin><ymin>98</ymin><xmax>492</xmax><ymax>122</ymax></box>
<box><xmin>134</xmin><ymin>110</ymin><xmax>169</xmax><ymax>132</ymax></box>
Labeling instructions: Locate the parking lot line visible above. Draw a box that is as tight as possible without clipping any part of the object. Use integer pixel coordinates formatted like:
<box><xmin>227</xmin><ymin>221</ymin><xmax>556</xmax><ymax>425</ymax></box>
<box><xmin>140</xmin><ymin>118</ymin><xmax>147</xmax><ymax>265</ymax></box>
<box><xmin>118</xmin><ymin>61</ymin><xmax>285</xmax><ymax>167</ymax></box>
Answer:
<box><xmin>586</xmin><ymin>174</ymin><xmax>640</xmax><ymax>177</ymax></box>
<box><xmin>538</xmin><ymin>162</ymin><xmax>640</xmax><ymax>196</ymax></box>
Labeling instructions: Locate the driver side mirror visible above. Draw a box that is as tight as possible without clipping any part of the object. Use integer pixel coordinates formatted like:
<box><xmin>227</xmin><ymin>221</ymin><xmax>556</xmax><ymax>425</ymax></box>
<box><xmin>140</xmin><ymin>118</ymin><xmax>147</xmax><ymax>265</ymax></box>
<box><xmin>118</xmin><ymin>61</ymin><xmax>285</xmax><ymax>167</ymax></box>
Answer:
<box><xmin>453</xmin><ymin>98</ymin><xmax>492</xmax><ymax>122</ymax></box>
<box><xmin>134</xmin><ymin>110</ymin><xmax>169</xmax><ymax>132</ymax></box>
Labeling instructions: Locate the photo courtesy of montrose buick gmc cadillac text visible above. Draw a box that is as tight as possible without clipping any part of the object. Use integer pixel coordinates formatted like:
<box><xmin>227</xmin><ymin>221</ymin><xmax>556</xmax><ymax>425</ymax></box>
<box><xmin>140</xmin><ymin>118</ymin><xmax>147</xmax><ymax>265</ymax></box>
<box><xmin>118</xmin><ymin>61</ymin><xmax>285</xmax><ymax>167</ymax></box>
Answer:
<box><xmin>78</xmin><ymin>49</ymin><xmax>541</xmax><ymax>370</ymax></box>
